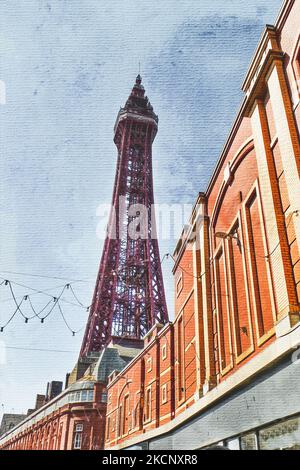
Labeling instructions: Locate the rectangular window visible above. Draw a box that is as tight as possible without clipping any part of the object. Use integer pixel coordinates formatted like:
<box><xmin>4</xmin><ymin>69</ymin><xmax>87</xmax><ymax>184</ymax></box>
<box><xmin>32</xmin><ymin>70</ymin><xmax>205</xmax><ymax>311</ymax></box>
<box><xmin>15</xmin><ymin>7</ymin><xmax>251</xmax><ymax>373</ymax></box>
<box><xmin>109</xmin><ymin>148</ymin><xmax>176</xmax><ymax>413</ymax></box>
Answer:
<box><xmin>296</xmin><ymin>47</ymin><xmax>300</xmax><ymax>76</ymax></box>
<box><xmin>81</xmin><ymin>390</ymin><xmax>87</xmax><ymax>401</ymax></box>
<box><xmin>57</xmin><ymin>424</ymin><xmax>63</xmax><ymax>450</ymax></box>
<box><xmin>215</xmin><ymin>250</ymin><xmax>232</xmax><ymax>371</ymax></box>
<box><xmin>123</xmin><ymin>395</ymin><xmax>129</xmax><ymax>435</ymax></box>
<box><xmin>264</xmin><ymin>92</ymin><xmax>277</xmax><ymax>142</ymax></box>
<box><xmin>145</xmin><ymin>387</ymin><xmax>151</xmax><ymax>422</ymax></box>
<box><xmin>246</xmin><ymin>192</ymin><xmax>275</xmax><ymax>338</ymax></box>
<box><xmin>271</xmin><ymin>140</ymin><xmax>300</xmax><ymax>300</ymax></box>
<box><xmin>87</xmin><ymin>390</ymin><xmax>94</xmax><ymax>401</ymax></box>
<box><xmin>73</xmin><ymin>432</ymin><xmax>82</xmax><ymax>450</ymax></box>
<box><xmin>177</xmin><ymin>317</ymin><xmax>184</xmax><ymax>401</ymax></box>
<box><xmin>106</xmin><ymin>417</ymin><xmax>110</xmax><ymax>441</ymax></box>
<box><xmin>292</xmin><ymin>41</ymin><xmax>300</xmax><ymax>96</ymax></box>
<box><xmin>226</xmin><ymin>437</ymin><xmax>240</xmax><ymax>450</ymax></box>
<box><xmin>228</xmin><ymin>222</ymin><xmax>252</xmax><ymax>357</ymax></box>
<box><xmin>73</xmin><ymin>423</ymin><xmax>83</xmax><ymax>450</ymax></box>
<box><xmin>101</xmin><ymin>391</ymin><xmax>108</xmax><ymax>403</ymax></box>
<box><xmin>147</xmin><ymin>357</ymin><xmax>152</xmax><ymax>372</ymax></box>
<box><xmin>118</xmin><ymin>405</ymin><xmax>123</xmax><ymax>437</ymax></box>
<box><xmin>259</xmin><ymin>417</ymin><xmax>300</xmax><ymax>450</ymax></box>
<box><xmin>176</xmin><ymin>273</ymin><xmax>183</xmax><ymax>297</ymax></box>
<box><xmin>161</xmin><ymin>384</ymin><xmax>167</xmax><ymax>404</ymax></box>
<box><xmin>162</xmin><ymin>343</ymin><xmax>167</xmax><ymax>361</ymax></box>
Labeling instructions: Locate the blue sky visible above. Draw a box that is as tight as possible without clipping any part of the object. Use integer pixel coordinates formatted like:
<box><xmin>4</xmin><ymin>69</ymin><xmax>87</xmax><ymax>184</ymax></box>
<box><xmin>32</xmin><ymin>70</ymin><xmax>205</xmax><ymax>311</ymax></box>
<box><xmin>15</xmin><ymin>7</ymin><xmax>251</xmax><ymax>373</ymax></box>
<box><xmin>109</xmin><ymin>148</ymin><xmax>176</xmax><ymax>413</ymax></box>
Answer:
<box><xmin>0</xmin><ymin>0</ymin><xmax>283</xmax><ymax>416</ymax></box>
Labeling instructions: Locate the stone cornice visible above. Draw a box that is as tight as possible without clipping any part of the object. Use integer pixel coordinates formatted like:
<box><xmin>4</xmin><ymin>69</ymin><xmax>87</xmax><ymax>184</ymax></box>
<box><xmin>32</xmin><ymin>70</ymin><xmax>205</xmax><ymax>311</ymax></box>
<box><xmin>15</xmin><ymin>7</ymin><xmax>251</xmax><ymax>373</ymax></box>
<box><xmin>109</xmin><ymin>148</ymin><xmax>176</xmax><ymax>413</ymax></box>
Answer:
<box><xmin>243</xmin><ymin>50</ymin><xmax>285</xmax><ymax>117</ymax></box>
<box><xmin>242</xmin><ymin>26</ymin><xmax>280</xmax><ymax>94</ymax></box>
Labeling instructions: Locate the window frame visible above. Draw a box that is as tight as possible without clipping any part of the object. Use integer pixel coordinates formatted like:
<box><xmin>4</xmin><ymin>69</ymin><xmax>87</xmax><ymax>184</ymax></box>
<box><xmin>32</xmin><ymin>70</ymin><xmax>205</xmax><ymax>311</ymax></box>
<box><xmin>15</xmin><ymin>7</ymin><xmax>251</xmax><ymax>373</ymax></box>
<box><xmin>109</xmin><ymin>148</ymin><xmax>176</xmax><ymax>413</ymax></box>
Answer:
<box><xmin>176</xmin><ymin>272</ymin><xmax>183</xmax><ymax>297</ymax></box>
<box><xmin>292</xmin><ymin>36</ymin><xmax>300</xmax><ymax>98</ymax></box>
<box><xmin>162</xmin><ymin>343</ymin><xmax>167</xmax><ymax>361</ymax></box>
<box><xmin>73</xmin><ymin>432</ymin><xmax>82</xmax><ymax>450</ymax></box>
<box><xmin>146</xmin><ymin>356</ymin><xmax>152</xmax><ymax>372</ymax></box>
<box><xmin>73</xmin><ymin>422</ymin><xmax>83</xmax><ymax>450</ymax></box>
<box><xmin>161</xmin><ymin>384</ymin><xmax>168</xmax><ymax>405</ymax></box>
<box><xmin>144</xmin><ymin>386</ymin><xmax>152</xmax><ymax>423</ymax></box>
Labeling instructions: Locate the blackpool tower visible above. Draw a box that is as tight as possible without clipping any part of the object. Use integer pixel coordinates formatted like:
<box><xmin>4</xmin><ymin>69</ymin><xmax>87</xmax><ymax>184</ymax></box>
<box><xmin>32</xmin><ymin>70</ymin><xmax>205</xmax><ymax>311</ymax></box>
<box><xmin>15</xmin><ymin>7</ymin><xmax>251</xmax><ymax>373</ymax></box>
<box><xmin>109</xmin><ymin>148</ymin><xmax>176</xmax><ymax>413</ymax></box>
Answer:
<box><xmin>80</xmin><ymin>75</ymin><xmax>168</xmax><ymax>357</ymax></box>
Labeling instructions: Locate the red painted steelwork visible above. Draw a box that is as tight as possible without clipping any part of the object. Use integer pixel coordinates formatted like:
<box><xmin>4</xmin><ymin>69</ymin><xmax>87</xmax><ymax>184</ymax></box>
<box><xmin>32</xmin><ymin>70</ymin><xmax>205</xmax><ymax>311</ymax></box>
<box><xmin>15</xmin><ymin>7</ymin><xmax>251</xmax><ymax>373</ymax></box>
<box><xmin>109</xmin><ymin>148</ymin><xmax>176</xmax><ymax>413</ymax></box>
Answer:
<box><xmin>80</xmin><ymin>76</ymin><xmax>168</xmax><ymax>357</ymax></box>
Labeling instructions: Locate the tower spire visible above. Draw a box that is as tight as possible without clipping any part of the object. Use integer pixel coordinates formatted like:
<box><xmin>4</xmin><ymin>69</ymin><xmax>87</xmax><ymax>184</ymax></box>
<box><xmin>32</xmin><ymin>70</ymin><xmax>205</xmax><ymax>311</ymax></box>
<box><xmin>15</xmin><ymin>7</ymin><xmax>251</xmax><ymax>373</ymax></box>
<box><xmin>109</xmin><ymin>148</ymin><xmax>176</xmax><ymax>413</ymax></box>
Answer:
<box><xmin>136</xmin><ymin>73</ymin><xmax>142</xmax><ymax>85</ymax></box>
<box><xmin>80</xmin><ymin>77</ymin><xmax>168</xmax><ymax>357</ymax></box>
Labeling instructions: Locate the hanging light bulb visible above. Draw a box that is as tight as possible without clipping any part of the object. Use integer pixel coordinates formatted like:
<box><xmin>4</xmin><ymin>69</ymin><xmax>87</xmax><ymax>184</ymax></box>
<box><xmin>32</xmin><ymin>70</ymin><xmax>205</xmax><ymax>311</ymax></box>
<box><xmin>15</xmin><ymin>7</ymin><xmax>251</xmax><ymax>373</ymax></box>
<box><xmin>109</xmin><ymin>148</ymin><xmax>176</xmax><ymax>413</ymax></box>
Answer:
<box><xmin>41</xmin><ymin>318</ymin><xmax>44</xmax><ymax>324</ymax></box>
<box><xmin>25</xmin><ymin>318</ymin><xmax>29</xmax><ymax>324</ymax></box>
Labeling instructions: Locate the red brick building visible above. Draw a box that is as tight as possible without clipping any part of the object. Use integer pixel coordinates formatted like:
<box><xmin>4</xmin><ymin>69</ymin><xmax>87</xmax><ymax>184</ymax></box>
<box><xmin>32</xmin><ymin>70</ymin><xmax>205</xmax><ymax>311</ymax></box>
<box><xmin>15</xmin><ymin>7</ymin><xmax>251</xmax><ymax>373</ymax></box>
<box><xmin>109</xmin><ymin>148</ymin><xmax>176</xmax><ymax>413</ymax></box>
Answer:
<box><xmin>0</xmin><ymin>380</ymin><xmax>107</xmax><ymax>450</ymax></box>
<box><xmin>0</xmin><ymin>339</ymin><xmax>143</xmax><ymax>450</ymax></box>
<box><xmin>105</xmin><ymin>0</ymin><xmax>300</xmax><ymax>451</ymax></box>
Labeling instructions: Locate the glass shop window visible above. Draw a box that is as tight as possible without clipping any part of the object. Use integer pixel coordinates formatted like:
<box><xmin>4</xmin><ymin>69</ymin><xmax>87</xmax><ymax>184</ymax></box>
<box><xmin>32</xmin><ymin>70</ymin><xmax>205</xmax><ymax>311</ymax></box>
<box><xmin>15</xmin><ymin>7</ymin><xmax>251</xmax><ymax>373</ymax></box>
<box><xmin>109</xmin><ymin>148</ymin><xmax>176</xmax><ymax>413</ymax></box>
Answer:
<box><xmin>240</xmin><ymin>433</ymin><xmax>258</xmax><ymax>450</ymax></box>
<box><xmin>259</xmin><ymin>417</ymin><xmax>300</xmax><ymax>450</ymax></box>
<box><xmin>226</xmin><ymin>437</ymin><xmax>240</xmax><ymax>450</ymax></box>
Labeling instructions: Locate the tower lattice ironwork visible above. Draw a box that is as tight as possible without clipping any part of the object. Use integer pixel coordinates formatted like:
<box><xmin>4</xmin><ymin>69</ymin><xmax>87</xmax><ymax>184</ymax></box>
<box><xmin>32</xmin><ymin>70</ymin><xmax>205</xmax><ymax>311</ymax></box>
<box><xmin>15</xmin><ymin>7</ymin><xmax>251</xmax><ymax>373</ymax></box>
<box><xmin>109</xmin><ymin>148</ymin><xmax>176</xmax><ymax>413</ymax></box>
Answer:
<box><xmin>80</xmin><ymin>75</ymin><xmax>168</xmax><ymax>357</ymax></box>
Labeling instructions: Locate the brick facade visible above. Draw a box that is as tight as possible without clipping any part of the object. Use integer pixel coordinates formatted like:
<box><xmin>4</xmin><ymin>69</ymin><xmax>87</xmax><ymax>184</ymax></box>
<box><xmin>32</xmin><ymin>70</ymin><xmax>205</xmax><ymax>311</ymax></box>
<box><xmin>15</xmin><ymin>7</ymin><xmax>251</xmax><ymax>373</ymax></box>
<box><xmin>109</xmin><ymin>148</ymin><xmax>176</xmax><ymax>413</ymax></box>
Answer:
<box><xmin>105</xmin><ymin>0</ymin><xmax>300</xmax><ymax>450</ymax></box>
<box><xmin>0</xmin><ymin>382</ymin><xmax>107</xmax><ymax>450</ymax></box>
